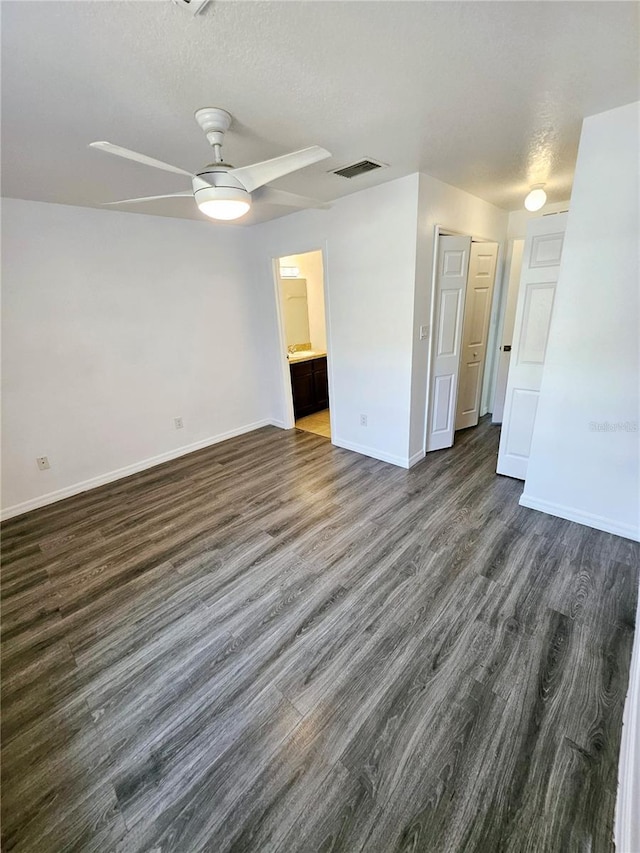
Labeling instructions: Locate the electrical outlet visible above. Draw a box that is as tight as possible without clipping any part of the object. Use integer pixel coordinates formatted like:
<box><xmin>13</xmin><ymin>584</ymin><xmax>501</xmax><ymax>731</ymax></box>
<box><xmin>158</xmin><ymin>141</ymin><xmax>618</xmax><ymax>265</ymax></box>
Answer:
<box><xmin>36</xmin><ymin>456</ymin><xmax>50</xmax><ymax>471</ymax></box>
<box><xmin>360</xmin><ymin>414</ymin><xmax>368</xmax><ymax>427</ymax></box>
<box><xmin>174</xmin><ymin>417</ymin><xmax>184</xmax><ymax>430</ymax></box>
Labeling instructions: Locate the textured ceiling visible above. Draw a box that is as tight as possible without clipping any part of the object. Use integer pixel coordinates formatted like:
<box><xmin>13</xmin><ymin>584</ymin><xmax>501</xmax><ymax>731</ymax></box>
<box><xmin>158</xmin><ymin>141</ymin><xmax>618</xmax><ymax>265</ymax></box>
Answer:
<box><xmin>1</xmin><ymin>1</ymin><xmax>638</xmax><ymax>225</ymax></box>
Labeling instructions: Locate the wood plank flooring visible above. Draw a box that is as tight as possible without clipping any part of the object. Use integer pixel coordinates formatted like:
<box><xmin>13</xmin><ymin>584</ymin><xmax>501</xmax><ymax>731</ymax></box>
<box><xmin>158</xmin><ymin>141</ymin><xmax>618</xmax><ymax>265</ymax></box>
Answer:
<box><xmin>1</xmin><ymin>418</ymin><xmax>638</xmax><ymax>852</ymax></box>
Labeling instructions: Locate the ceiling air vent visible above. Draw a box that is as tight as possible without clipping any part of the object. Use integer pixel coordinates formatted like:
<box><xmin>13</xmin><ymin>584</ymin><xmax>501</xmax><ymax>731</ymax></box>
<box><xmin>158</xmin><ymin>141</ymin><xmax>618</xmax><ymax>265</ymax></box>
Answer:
<box><xmin>332</xmin><ymin>159</ymin><xmax>386</xmax><ymax>179</ymax></box>
<box><xmin>170</xmin><ymin>0</ymin><xmax>211</xmax><ymax>16</ymax></box>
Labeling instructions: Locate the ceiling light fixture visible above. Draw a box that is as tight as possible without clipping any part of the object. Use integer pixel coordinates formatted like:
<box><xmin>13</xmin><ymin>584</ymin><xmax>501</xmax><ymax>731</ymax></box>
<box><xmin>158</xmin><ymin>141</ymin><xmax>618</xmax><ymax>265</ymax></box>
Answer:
<box><xmin>194</xmin><ymin>184</ymin><xmax>251</xmax><ymax>221</ymax></box>
<box><xmin>524</xmin><ymin>184</ymin><xmax>547</xmax><ymax>212</ymax></box>
<box><xmin>90</xmin><ymin>107</ymin><xmax>330</xmax><ymax>224</ymax></box>
<box><xmin>280</xmin><ymin>266</ymin><xmax>300</xmax><ymax>278</ymax></box>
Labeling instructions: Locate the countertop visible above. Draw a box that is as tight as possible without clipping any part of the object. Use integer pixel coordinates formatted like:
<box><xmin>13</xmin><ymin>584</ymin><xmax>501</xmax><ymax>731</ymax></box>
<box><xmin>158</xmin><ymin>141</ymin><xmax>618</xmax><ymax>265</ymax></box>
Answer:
<box><xmin>287</xmin><ymin>350</ymin><xmax>327</xmax><ymax>364</ymax></box>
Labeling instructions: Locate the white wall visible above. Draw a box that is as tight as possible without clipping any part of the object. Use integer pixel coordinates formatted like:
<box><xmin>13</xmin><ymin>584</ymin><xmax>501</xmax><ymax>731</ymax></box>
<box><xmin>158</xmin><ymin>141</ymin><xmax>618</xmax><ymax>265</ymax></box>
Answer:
<box><xmin>251</xmin><ymin>174</ymin><xmax>421</xmax><ymax>466</ymax></box>
<box><xmin>521</xmin><ymin>101</ymin><xmax>640</xmax><ymax>540</ymax></box>
<box><xmin>280</xmin><ymin>251</ymin><xmax>326</xmax><ymax>352</ymax></box>
<box><xmin>253</xmin><ymin>172</ymin><xmax>508</xmax><ymax>467</ymax></box>
<box><xmin>506</xmin><ymin>199</ymin><xmax>571</xmax><ymax>240</ymax></box>
<box><xmin>409</xmin><ymin>173</ymin><xmax>509</xmax><ymax>458</ymax></box>
<box><xmin>1</xmin><ymin>198</ymin><xmax>274</xmax><ymax>517</ymax></box>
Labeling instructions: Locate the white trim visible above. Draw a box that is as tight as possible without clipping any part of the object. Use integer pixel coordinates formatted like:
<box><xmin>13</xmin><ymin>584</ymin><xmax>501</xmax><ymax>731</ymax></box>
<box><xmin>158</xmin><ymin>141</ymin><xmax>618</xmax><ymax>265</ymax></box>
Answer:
<box><xmin>408</xmin><ymin>449</ymin><xmax>425</xmax><ymax>468</ymax></box>
<box><xmin>1</xmin><ymin>419</ymin><xmax>273</xmax><ymax>521</ymax></box>
<box><xmin>332</xmin><ymin>436</ymin><xmax>410</xmax><ymax>469</ymax></box>
<box><xmin>269</xmin><ymin>419</ymin><xmax>288</xmax><ymax>429</ymax></box>
<box><xmin>518</xmin><ymin>494</ymin><xmax>640</xmax><ymax>542</ymax></box>
<box><xmin>615</xmin><ymin>592</ymin><xmax>640</xmax><ymax>853</ymax></box>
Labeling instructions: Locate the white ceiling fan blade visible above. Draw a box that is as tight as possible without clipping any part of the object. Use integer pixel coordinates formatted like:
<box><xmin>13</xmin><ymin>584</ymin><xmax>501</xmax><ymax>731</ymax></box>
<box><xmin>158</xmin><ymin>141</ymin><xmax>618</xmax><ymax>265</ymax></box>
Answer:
<box><xmin>253</xmin><ymin>186</ymin><xmax>330</xmax><ymax>210</ymax></box>
<box><xmin>90</xmin><ymin>141</ymin><xmax>195</xmax><ymax>178</ymax></box>
<box><xmin>103</xmin><ymin>192</ymin><xmax>194</xmax><ymax>206</ymax></box>
<box><xmin>229</xmin><ymin>146</ymin><xmax>331</xmax><ymax>193</ymax></box>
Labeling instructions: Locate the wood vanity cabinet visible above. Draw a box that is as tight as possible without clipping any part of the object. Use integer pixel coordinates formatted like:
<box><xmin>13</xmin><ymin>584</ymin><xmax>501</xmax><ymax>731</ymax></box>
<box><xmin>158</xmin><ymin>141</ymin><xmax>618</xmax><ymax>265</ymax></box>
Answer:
<box><xmin>290</xmin><ymin>356</ymin><xmax>328</xmax><ymax>419</ymax></box>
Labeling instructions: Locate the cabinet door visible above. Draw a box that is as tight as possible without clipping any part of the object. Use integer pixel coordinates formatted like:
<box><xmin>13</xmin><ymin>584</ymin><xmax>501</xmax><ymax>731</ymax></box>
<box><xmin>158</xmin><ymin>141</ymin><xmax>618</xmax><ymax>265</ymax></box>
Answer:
<box><xmin>290</xmin><ymin>361</ymin><xmax>316</xmax><ymax>419</ymax></box>
<box><xmin>313</xmin><ymin>357</ymin><xmax>329</xmax><ymax>410</ymax></box>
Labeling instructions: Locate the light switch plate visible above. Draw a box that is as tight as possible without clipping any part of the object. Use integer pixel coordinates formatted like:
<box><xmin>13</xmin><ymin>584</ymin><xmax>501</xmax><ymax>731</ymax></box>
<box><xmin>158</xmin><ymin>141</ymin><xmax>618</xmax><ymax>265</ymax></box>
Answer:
<box><xmin>419</xmin><ymin>325</ymin><xmax>430</xmax><ymax>340</ymax></box>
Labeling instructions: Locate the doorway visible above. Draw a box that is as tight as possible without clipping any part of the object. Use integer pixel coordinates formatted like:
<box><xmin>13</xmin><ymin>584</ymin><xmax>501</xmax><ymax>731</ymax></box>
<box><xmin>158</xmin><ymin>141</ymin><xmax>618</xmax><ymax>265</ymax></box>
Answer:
<box><xmin>426</xmin><ymin>231</ymin><xmax>499</xmax><ymax>452</ymax></box>
<box><xmin>275</xmin><ymin>250</ymin><xmax>331</xmax><ymax>439</ymax></box>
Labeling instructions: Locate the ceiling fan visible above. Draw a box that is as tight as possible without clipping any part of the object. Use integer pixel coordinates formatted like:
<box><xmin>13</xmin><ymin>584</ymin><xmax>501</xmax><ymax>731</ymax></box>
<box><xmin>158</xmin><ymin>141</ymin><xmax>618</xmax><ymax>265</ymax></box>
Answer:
<box><xmin>90</xmin><ymin>108</ymin><xmax>332</xmax><ymax>221</ymax></box>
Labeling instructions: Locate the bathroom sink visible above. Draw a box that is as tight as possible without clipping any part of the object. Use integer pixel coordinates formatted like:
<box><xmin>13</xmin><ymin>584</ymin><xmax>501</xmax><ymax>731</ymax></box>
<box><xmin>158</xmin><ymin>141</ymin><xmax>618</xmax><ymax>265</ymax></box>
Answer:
<box><xmin>288</xmin><ymin>350</ymin><xmax>323</xmax><ymax>361</ymax></box>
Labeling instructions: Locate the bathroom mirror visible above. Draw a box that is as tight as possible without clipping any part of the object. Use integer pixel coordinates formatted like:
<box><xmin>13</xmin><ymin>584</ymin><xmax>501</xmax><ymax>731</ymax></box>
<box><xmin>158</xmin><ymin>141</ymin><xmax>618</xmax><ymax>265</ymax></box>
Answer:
<box><xmin>281</xmin><ymin>278</ymin><xmax>310</xmax><ymax>347</ymax></box>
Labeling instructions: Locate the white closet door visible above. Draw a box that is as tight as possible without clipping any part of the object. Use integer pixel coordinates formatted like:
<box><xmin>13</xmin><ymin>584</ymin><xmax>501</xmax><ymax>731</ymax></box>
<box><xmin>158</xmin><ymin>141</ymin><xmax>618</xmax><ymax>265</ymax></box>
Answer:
<box><xmin>455</xmin><ymin>241</ymin><xmax>498</xmax><ymax>431</ymax></box>
<box><xmin>492</xmin><ymin>239</ymin><xmax>524</xmax><ymax>424</ymax></box>
<box><xmin>497</xmin><ymin>213</ymin><xmax>568</xmax><ymax>479</ymax></box>
<box><xmin>426</xmin><ymin>235</ymin><xmax>471</xmax><ymax>452</ymax></box>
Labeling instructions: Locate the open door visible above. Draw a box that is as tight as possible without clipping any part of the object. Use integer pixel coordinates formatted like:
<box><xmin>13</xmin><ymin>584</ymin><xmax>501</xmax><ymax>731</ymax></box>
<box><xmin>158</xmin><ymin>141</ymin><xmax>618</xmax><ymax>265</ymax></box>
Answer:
<box><xmin>426</xmin><ymin>235</ymin><xmax>471</xmax><ymax>451</ymax></box>
<box><xmin>497</xmin><ymin>212</ymin><xmax>568</xmax><ymax>479</ymax></box>
<box><xmin>492</xmin><ymin>239</ymin><xmax>524</xmax><ymax>423</ymax></box>
<box><xmin>455</xmin><ymin>242</ymin><xmax>498</xmax><ymax>430</ymax></box>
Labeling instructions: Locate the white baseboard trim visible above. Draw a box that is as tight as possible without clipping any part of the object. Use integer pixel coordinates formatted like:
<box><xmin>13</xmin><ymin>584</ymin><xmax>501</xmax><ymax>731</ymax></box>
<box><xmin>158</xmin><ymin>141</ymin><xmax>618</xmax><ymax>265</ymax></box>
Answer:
<box><xmin>332</xmin><ymin>436</ymin><xmax>410</xmax><ymax>469</ymax></box>
<box><xmin>269</xmin><ymin>419</ymin><xmax>288</xmax><ymax>429</ymax></box>
<box><xmin>408</xmin><ymin>449</ymin><xmax>425</xmax><ymax>468</ymax></box>
<box><xmin>518</xmin><ymin>494</ymin><xmax>640</xmax><ymax>542</ymax></box>
<box><xmin>1</xmin><ymin>419</ymin><xmax>272</xmax><ymax>521</ymax></box>
<box><xmin>615</xmin><ymin>593</ymin><xmax>640</xmax><ymax>853</ymax></box>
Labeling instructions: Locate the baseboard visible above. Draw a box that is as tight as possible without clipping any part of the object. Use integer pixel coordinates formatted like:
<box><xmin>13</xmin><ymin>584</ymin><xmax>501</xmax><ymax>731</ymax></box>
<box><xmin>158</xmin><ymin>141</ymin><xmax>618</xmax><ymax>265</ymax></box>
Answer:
<box><xmin>518</xmin><ymin>494</ymin><xmax>640</xmax><ymax>542</ymax></box>
<box><xmin>332</xmin><ymin>436</ymin><xmax>410</xmax><ymax>469</ymax></box>
<box><xmin>408</xmin><ymin>449</ymin><xmax>425</xmax><ymax>468</ymax></box>
<box><xmin>1</xmin><ymin>419</ymin><xmax>273</xmax><ymax>521</ymax></box>
<box><xmin>269</xmin><ymin>419</ymin><xmax>288</xmax><ymax>429</ymax></box>
<box><xmin>615</xmin><ymin>593</ymin><xmax>640</xmax><ymax>853</ymax></box>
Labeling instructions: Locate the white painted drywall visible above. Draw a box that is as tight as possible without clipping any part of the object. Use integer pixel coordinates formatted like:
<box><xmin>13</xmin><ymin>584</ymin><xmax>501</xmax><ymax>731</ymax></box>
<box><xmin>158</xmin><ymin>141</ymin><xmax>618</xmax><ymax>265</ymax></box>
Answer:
<box><xmin>1</xmin><ymin>198</ymin><xmax>275</xmax><ymax>517</ymax></box>
<box><xmin>251</xmin><ymin>174</ymin><xmax>421</xmax><ymax>467</ymax></box>
<box><xmin>521</xmin><ymin>101</ymin><xmax>640</xmax><ymax>541</ymax></box>
<box><xmin>410</xmin><ymin>173</ymin><xmax>509</xmax><ymax>459</ymax></box>
<box><xmin>280</xmin><ymin>252</ymin><xmax>326</xmax><ymax>352</ymax></box>
<box><xmin>506</xmin><ymin>199</ymin><xmax>571</xmax><ymax>241</ymax></box>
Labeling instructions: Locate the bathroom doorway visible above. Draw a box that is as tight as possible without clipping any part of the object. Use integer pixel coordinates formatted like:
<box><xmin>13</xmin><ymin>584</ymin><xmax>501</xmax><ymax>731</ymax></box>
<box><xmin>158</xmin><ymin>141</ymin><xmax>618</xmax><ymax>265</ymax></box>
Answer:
<box><xmin>275</xmin><ymin>250</ymin><xmax>331</xmax><ymax>439</ymax></box>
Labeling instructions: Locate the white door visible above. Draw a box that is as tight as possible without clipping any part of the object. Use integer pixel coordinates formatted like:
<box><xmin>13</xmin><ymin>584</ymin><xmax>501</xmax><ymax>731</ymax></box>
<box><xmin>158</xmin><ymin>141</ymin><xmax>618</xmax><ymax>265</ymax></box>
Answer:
<box><xmin>455</xmin><ymin>242</ymin><xmax>498</xmax><ymax>430</ymax></box>
<box><xmin>497</xmin><ymin>213</ymin><xmax>568</xmax><ymax>479</ymax></box>
<box><xmin>492</xmin><ymin>239</ymin><xmax>524</xmax><ymax>423</ymax></box>
<box><xmin>426</xmin><ymin>235</ymin><xmax>471</xmax><ymax>451</ymax></box>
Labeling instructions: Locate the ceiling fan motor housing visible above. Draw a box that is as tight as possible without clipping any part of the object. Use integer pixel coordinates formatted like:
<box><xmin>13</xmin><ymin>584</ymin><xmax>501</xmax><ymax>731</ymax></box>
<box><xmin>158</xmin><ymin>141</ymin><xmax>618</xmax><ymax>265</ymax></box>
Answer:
<box><xmin>192</xmin><ymin>168</ymin><xmax>251</xmax><ymax>206</ymax></box>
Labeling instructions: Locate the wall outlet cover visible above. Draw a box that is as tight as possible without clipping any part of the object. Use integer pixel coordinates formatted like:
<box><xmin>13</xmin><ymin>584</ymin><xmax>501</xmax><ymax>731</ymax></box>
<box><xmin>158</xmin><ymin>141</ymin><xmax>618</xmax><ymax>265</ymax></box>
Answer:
<box><xmin>174</xmin><ymin>417</ymin><xmax>184</xmax><ymax>430</ymax></box>
<box><xmin>360</xmin><ymin>414</ymin><xmax>368</xmax><ymax>427</ymax></box>
<box><xmin>36</xmin><ymin>456</ymin><xmax>50</xmax><ymax>470</ymax></box>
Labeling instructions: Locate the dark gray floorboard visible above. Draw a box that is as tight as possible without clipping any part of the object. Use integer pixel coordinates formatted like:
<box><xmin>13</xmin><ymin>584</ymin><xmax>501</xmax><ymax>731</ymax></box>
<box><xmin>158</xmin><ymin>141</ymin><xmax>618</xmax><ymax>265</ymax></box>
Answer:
<box><xmin>1</xmin><ymin>417</ymin><xmax>638</xmax><ymax>852</ymax></box>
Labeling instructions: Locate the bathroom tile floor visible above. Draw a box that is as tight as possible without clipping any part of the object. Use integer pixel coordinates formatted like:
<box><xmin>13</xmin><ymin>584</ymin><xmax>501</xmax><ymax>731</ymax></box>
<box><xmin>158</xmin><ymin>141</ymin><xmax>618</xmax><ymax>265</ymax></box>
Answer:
<box><xmin>295</xmin><ymin>407</ymin><xmax>331</xmax><ymax>438</ymax></box>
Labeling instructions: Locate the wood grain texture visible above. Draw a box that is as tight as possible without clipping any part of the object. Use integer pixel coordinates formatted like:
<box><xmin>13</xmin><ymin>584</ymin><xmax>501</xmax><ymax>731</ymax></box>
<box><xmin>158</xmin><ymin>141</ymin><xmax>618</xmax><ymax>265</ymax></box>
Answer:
<box><xmin>1</xmin><ymin>417</ymin><xmax>638</xmax><ymax>852</ymax></box>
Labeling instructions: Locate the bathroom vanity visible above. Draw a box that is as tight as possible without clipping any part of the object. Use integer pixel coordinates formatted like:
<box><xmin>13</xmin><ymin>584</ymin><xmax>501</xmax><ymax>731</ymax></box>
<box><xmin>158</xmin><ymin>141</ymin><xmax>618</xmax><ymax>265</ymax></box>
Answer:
<box><xmin>289</xmin><ymin>354</ymin><xmax>328</xmax><ymax>419</ymax></box>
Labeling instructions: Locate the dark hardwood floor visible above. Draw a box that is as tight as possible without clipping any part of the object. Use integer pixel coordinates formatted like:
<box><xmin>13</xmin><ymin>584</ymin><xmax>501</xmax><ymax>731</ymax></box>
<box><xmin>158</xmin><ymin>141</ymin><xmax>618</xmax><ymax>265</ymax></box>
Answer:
<box><xmin>1</xmin><ymin>418</ymin><xmax>638</xmax><ymax>852</ymax></box>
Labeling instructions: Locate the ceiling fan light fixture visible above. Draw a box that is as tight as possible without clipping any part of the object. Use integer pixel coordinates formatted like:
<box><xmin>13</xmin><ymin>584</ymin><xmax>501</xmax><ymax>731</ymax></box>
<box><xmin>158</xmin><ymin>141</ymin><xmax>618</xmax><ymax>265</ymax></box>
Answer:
<box><xmin>524</xmin><ymin>184</ymin><xmax>547</xmax><ymax>212</ymax></box>
<box><xmin>197</xmin><ymin>198</ymin><xmax>251</xmax><ymax>220</ymax></box>
<box><xmin>91</xmin><ymin>107</ymin><xmax>331</xmax><ymax>223</ymax></box>
<box><xmin>194</xmin><ymin>184</ymin><xmax>251</xmax><ymax>220</ymax></box>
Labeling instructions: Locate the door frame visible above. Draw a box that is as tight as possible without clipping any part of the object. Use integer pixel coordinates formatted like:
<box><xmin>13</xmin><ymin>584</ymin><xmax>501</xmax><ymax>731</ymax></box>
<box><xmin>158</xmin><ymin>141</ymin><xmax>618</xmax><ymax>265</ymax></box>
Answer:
<box><xmin>424</xmin><ymin>225</ymin><xmax>503</xmax><ymax>453</ymax></box>
<box><xmin>270</xmin><ymin>245</ymin><xmax>333</xmax><ymax>432</ymax></box>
